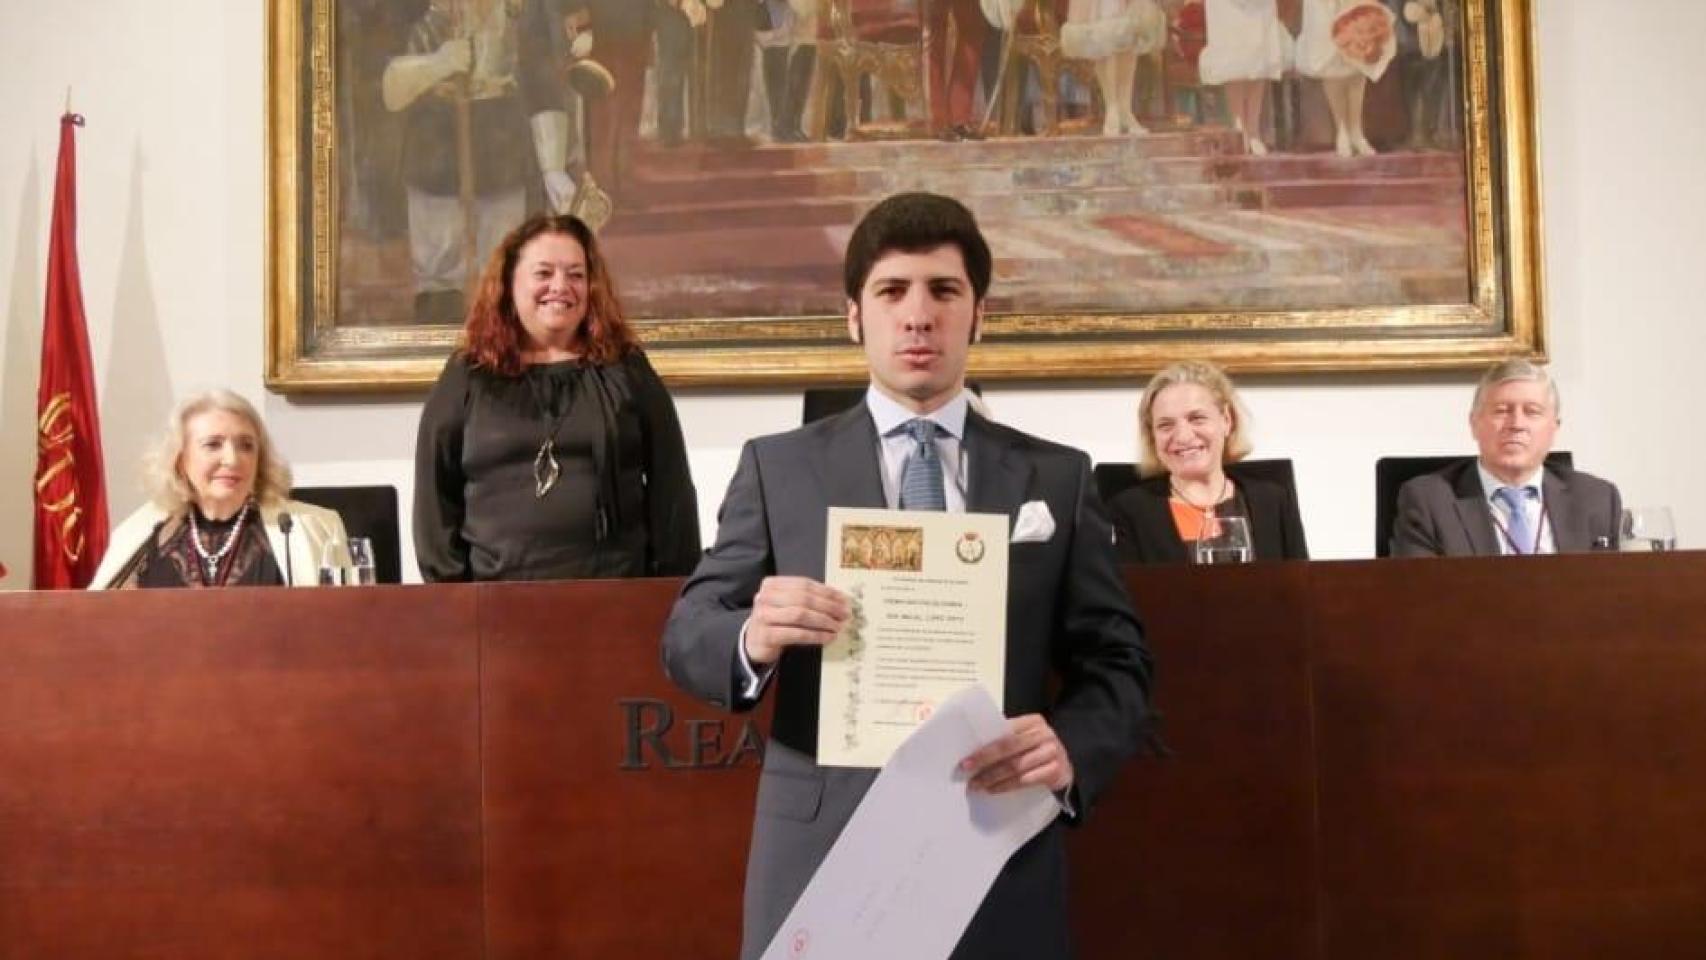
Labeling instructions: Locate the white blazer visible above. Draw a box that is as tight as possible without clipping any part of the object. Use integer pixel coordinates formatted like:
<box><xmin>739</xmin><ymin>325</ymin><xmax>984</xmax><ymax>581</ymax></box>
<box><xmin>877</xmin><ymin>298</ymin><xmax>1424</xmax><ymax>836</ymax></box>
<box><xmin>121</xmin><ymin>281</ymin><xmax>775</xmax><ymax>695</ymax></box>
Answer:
<box><xmin>88</xmin><ymin>498</ymin><xmax>351</xmax><ymax>590</ymax></box>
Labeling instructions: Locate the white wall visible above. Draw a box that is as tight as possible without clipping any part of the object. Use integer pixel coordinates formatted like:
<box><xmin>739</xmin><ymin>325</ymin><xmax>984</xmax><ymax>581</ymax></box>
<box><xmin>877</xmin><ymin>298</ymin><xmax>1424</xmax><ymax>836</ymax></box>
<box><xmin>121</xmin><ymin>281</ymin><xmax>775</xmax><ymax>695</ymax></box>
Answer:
<box><xmin>3</xmin><ymin>1</ymin><xmax>1704</xmax><ymax>586</ymax></box>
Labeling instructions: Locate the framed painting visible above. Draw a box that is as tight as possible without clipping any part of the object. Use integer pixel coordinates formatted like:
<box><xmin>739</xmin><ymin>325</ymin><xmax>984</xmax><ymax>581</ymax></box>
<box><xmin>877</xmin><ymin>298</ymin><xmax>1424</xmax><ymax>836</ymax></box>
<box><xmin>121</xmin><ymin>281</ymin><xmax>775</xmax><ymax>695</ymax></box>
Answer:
<box><xmin>266</xmin><ymin>0</ymin><xmax>1543</xmax><ymax>392</ymax></box>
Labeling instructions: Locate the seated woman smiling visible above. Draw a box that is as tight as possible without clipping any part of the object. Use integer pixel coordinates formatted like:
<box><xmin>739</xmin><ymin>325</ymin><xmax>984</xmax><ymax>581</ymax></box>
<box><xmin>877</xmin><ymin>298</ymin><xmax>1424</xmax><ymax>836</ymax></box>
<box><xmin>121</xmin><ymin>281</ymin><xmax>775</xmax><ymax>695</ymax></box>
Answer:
<box><xmin>1107</xmin><ymin>361</ymin><xmax>1308</xmax><ymax>564</ymax></box>
<box><xmin>89</xmin><ymin>389</ymin><xmax>349</xmax><ymax>589</ymax></box>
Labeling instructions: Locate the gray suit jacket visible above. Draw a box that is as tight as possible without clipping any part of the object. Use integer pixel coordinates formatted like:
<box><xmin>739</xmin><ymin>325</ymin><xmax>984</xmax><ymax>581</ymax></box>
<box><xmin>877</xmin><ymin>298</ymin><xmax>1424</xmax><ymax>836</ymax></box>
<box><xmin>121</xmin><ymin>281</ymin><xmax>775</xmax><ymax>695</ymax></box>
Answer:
<box><xmin>1391</xmin><ymin>458</ymin><xmax>1622</xmax><ymax>557</ymax></box>
<box><xmin>662</xmin><ymin>404</ymin><xmax>1153</xmax><ymax>960</ymax></box>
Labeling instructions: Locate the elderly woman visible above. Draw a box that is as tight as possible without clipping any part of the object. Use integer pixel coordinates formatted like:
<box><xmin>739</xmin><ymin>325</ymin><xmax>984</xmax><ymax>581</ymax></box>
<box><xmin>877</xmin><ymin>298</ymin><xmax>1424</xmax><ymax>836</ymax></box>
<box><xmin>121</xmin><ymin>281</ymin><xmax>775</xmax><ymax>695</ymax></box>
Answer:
<box><xmin>1108</xmin><ymin>360</ymin><xmax>1308</xmax><ymax>563</ymax></box>
<box><xmin>89</xmin><ymin>390</ymin><xmax>349</xmax><ymax>589</ymax></box>
<box><xmin>414</xmin><ymin>213</ymin><xmax>700</xmax><ymax>581</ymax></box>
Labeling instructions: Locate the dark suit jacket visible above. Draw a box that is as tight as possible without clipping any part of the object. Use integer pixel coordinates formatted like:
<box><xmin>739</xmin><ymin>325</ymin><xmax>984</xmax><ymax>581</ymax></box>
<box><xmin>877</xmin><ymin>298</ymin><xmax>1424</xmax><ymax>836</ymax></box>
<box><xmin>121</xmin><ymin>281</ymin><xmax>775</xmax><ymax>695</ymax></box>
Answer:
<box><xmin>1107</xmin><ymin>464</ymin><xmax>1309</xmax><ymax>564</ymax></box>
<box><xmin>662</xmin><ymin>404</ymin><xmax>1153</xmax><ymax>960</ymax></box>
<box><xmin>1391</xmin><ymin>458</ymin><xmax>1622</xmax><ymax>557</ymax></box>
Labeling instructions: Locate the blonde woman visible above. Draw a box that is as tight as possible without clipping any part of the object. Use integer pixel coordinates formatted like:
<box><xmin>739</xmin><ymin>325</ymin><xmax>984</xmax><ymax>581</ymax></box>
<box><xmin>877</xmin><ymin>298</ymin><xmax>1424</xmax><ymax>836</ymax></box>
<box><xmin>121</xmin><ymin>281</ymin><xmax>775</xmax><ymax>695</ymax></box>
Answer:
<box><xmin>90</xmin><ymin>390</ymin><xmax>349</xmax><ymax>589</ymax></box>
<box><xmin>1107</xmin><ymin>360</ymin><xmax>1308</xmax><ymax>563</ymax></box>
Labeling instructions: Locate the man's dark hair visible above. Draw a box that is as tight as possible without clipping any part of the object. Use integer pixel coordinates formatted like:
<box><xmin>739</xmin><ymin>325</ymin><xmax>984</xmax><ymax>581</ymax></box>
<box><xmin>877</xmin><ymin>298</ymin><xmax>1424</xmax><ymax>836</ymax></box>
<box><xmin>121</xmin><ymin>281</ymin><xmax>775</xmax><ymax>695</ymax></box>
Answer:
<box><xmin>842</xmin><ymin>192</ymin><xmax>993</xmax><ymax>304</ymax></box>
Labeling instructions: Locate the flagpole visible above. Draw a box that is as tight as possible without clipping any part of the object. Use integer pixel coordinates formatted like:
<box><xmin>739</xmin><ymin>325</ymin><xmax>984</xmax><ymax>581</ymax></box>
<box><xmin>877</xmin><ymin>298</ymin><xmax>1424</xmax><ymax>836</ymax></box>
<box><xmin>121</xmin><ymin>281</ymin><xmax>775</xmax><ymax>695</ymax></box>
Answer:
<box><xmin>34</xmin><ymin>111</ymin><xmax>109</xmax><ymax>589</ymax></box>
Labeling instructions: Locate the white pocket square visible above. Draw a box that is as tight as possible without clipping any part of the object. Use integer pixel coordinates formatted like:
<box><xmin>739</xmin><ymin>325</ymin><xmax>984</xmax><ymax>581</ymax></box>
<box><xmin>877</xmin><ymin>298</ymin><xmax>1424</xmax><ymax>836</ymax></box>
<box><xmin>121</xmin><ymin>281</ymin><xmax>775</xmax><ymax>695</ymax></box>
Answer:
<box><xmin>1011</xmin><ymin>500</ymin><xmax>1056</xmax><ymax>543</ymax></box>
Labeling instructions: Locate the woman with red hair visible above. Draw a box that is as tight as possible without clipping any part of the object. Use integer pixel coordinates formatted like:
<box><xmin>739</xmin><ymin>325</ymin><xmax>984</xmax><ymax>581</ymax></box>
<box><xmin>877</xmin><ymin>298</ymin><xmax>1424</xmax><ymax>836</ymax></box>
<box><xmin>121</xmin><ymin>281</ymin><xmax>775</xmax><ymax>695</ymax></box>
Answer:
<box><xmin>414</xmin><ymin>214</ymin><xmax>700</xmax><ymax>581</ymax></box>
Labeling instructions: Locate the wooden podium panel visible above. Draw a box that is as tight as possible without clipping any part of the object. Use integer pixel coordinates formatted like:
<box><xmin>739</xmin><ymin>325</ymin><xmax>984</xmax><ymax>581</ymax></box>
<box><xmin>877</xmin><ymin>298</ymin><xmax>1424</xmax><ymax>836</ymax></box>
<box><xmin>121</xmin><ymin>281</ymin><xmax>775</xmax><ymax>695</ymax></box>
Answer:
<box><xmin>6</xmin><ymin>554</ymin><xmax>1706</xmax><ymax>958</ymax></box>
<box><xmin>1309</xmin><ymin>553</ymin><xmax>1706</xmax><ymax>958</ymax></box>
<box><xmin>478</xmin><ymin>579</ymin><xmax>760</xmax><ymax>960</ymax></box>
<box><xmin>1069</xmin><ymin>562</ymin><xmax>1321</xmax><ymax>959</ymax></box>
<box><xmin>0</xmin><ymin>586</ymin><xmax>484</xmax><ymax>959</ymax></box>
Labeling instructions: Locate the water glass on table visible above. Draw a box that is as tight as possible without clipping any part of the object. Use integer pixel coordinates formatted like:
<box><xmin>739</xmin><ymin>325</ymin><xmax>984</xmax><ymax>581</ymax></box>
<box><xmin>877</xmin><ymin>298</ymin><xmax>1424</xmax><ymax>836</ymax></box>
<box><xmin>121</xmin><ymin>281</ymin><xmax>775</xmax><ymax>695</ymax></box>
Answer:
<box><xmin>318</xmin><ymin>540</ymin><xmax>346</xmax><ymax>586</ymax></box>
<box><xmin>347</xmin><ymin>537</ymin><xmax>377</xmax><ymax>586</ymax></box>
<box><xmin>1195</xmin><ymin>515</ymin><xmax>1253</xmax><ymax>565</ymax></box>
<box><xmin>1620</xmin><ymin>507</ymin><xmax>1678</xmax><ymax>552</ymax></box>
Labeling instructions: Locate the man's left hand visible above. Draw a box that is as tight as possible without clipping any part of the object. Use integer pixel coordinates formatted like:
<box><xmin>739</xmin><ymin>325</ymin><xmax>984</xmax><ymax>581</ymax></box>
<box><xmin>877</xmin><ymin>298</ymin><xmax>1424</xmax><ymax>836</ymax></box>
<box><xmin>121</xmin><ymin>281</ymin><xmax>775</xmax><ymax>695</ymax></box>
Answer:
<box><xmin>959</xmin><ymin>714</ymin><xmax>1074</xmax><ymax>794</ymax></box>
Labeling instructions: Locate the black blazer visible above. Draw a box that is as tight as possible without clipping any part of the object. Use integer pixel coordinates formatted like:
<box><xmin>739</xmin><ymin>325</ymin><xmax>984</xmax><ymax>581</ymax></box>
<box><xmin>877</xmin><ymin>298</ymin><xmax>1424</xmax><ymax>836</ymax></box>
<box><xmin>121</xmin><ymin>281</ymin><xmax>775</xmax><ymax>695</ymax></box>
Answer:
<box><xmin>1108</xmin><ymin>463</ymin><xmax>1309</xmax><ymax>563</ymax></box>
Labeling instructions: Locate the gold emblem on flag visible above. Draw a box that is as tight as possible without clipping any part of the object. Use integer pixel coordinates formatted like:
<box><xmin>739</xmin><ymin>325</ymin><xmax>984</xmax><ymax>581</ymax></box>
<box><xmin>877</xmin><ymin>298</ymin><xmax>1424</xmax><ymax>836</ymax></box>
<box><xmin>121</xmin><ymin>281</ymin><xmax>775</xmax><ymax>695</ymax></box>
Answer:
<box><xmin>35</xmin><ymin>392</ymin><xmax>86</xmax><ymax>562</ymax></box>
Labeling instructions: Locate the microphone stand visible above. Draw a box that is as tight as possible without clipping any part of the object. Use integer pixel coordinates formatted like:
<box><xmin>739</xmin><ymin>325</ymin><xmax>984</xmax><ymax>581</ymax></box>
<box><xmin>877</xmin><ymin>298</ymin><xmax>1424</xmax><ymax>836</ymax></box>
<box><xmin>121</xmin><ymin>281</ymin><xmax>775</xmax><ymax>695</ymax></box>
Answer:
<box><xmin>278</xmin><ymin>512</ymin><xmax>295</xmax><ymax>586</ymax></box>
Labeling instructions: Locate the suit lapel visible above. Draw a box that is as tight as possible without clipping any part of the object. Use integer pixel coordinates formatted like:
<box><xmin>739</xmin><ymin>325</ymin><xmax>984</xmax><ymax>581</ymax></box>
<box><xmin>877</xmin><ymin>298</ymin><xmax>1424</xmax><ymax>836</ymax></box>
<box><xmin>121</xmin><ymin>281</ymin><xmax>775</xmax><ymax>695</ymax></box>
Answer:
<box><xmin>1448</xmin><ymin>462</ymin><xmax>1502</xmax><ymax>556</ymax></box>
<box><xmin>1543</xmin><ymin>467</ymin><xmax>1588</xmax><ymax>552</ymax></box>
<box><xmin>964</xmin><ymin>413</ymin><xmax>1033</xmax><ymax>523</ymax></box>
<box><xmin>817</xmin><ymin>405</ymin><xmax>887</xmax><ymax>510</ymax></box>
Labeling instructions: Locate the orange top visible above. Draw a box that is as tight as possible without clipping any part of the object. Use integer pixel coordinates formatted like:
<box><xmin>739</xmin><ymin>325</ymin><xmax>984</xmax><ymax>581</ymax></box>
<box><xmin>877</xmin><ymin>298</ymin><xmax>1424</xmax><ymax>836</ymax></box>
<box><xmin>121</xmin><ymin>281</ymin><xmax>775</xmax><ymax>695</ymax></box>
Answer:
<box><xmin>1169</xmin><ymin>500</ymin><xmax>1218</xmax><ymax>542</ymax></box>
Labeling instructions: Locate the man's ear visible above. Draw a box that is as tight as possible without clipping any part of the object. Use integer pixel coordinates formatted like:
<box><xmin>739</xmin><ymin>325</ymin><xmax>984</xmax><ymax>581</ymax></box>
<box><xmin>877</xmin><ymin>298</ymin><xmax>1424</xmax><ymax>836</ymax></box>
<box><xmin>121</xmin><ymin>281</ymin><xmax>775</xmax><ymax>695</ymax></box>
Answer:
<box><xmin>847</xmin><ymin>300</ymin><xmax>862</xmax><ymax>344</ymax></box>
<box><xmin>970</xmin><ymin>301</ymin><xmax>985</xmax><ymax>344</ymax></box>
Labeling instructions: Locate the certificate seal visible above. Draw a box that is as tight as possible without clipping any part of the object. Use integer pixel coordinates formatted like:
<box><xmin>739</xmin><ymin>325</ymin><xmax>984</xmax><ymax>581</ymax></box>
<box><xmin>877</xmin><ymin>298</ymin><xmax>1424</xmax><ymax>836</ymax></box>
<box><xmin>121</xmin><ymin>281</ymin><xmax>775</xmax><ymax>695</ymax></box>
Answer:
<box><xmin>955</xmin><ymin>531</ymin><xmax>986</xmax><ymax>564</ymax></box>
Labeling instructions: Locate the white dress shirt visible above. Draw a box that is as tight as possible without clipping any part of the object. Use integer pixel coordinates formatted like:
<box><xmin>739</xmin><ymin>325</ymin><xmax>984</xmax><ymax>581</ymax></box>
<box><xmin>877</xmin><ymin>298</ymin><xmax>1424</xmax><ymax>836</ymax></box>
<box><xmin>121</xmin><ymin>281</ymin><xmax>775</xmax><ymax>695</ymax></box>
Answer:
<box><xmin>865</xmin><ymin>386</ymin><xmax>970</xmax><ymax>512</ymax></box>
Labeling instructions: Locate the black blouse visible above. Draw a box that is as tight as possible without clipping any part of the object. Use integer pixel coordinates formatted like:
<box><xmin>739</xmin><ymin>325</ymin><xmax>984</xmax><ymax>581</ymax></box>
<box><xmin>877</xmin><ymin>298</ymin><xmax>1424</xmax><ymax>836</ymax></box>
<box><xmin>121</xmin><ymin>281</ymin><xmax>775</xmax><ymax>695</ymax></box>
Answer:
<box><xmin>414</xmin><ymin>350</ymin><xmax>702</xmax><ymax>582</ymax></box>
<box><xmin>1108</xmin><ymin>465</ymin><xmax>1310</xmax><ymax>564</ymax></box>
<box><xmin>135</xmin><ymin>504</ymin><xmax>284</xmax><ymax>588</ymax></box>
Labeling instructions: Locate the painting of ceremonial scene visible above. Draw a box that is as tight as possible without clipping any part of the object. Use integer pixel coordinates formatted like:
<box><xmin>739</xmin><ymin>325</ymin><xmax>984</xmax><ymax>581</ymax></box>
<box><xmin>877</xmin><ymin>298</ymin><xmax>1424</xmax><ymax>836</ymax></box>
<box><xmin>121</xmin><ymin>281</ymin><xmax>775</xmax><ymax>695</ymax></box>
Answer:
<box><xmin>334</xmin><ymin>0</ymin><xmax>1464</xmax><ymax>318</ymax></box>
<box><xmin>272</xmin><ymin>0</ymin><xmax>1525</xmax><ymax>390</ymax></box>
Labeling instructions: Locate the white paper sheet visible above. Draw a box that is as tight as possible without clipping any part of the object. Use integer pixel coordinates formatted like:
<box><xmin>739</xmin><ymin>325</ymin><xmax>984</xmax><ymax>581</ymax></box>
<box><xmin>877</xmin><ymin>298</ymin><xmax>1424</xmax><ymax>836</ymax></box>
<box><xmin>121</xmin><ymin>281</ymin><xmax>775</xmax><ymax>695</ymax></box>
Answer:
<box><xmin>759</xmin><ymin>686</ymin><xmax>1060</xmax><ymax>960</ymax></box>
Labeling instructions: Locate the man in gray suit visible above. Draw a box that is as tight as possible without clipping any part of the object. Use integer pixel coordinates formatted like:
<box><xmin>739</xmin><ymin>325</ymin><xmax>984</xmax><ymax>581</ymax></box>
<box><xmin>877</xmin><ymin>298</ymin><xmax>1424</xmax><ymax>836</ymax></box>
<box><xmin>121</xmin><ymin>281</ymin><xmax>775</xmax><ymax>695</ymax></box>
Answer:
<box><xmin>1392</xmin><ymin>359</ymin><xmax>1622</xmax><ymax>557</ymax></box>
<box><xmin>662</xmin><ymin>192</ymin><xmax>1153</xmax><ymax>960</ymax></box>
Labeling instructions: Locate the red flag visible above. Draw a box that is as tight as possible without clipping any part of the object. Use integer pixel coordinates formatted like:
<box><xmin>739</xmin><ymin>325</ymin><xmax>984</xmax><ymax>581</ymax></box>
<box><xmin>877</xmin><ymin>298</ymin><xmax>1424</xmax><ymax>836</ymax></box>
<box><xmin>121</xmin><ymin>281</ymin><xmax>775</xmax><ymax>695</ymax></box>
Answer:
<box><xmin>33</xmin><ymin>113</ymin><xmax>109</xmax><ymax>589</ymax></box>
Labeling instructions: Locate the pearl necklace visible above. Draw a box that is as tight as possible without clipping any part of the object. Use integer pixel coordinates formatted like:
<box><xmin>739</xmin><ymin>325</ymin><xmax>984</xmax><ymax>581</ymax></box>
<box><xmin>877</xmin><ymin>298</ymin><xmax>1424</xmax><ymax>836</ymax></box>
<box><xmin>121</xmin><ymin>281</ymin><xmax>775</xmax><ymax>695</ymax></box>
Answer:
<box><xmin>189</xmin><ymin>500</ymin><xmax>252</xmax><ymax>584</ymax></box>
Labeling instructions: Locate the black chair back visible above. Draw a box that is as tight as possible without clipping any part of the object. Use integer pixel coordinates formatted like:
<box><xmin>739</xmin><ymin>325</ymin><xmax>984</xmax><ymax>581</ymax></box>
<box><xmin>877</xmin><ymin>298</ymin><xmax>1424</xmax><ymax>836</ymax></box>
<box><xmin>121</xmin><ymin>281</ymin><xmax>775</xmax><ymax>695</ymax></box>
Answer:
<box><xmin>291</xmin><ymin>485</ymin><xmax>404</xmax><ymax>584</ymax></box>
<box><xmin>802</xmin><ymin>383</ymin><xmax>982</xmax><ymax>425</ymax></box>
<box><xmin>1374</xmin><ymin>452</ymin><xmax>1573</xmax><ymax>558</ymax></box>
<box><xmin>802</xmin><ymin>387</ymin><xmax>867</xmax><ymax>425</ymax></box>
<box><xmin>1094</xmin><ymin>458</ymin><xmax>1297</xmax><ymax>508</ymax></box>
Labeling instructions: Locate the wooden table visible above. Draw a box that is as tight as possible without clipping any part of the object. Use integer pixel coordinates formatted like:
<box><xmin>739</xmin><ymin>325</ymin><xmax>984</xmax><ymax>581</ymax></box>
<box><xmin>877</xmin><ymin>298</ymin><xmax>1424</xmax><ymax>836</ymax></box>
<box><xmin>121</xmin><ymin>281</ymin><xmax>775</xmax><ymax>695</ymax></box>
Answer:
<box><xmin>4</xmin><ymin>553</ymin><xmax>1704</xmax><ymax>958</ymax></box>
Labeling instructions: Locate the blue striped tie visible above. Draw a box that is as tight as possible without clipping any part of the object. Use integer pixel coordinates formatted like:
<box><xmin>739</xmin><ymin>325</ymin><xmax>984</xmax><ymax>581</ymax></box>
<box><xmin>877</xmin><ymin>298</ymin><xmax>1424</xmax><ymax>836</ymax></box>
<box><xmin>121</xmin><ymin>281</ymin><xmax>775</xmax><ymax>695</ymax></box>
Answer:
<box><xmin>898</xmin><ymin>419</ymin><xmax>947</xmax><ymax>511</ymax></box>
<box><xmin>1493</xmin><ymin>485</ymin><xmax>1537</xmax><ymax>554</ymax></box>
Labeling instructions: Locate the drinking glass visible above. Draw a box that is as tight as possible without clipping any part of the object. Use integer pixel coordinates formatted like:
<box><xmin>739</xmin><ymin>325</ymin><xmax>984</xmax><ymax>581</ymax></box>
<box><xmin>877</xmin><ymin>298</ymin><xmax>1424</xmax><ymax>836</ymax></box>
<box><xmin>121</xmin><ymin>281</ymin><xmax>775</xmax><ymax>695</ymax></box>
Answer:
<box><xmin>1620</xmin><ymin>507</ymin><xmax>1678</xmax><ymax>552</ymax></box>
<box><xmin>347</xmin><ymin>537</ymin><xmax>377</xmax><ymax>586</ymax></box>
<box><xmin>1195</xmin><ymin>516</ymin><xmax>1254</xmax><ymax>565</ymax></box>
<box><xmin>318</xmin><ymin>540</ymin><xmax>346</xmax><ymax>586</ymax></box>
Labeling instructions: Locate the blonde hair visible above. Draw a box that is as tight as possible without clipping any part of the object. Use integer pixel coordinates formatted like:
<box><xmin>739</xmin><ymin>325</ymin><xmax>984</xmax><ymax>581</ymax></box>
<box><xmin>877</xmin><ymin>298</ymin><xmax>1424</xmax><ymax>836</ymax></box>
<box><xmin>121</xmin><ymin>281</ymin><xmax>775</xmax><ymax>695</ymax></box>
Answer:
<box><xmin>1135</xmin><ymin>361</ymin><xmax>1253</xmax><ymax>477</ymax></box>
<box><xmin>144</xmin><ymin>389</ymin><xmax>293</xmax><ymax>512</ymax></box>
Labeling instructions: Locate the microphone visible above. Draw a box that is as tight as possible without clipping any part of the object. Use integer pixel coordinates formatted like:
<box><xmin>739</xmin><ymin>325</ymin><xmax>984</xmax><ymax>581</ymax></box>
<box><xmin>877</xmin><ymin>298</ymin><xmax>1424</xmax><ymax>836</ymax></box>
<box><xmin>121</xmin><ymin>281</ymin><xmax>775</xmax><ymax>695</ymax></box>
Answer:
<box><xmin>278</xmin><ymin>511</ymin><xmax>295</xmax><ymax>585</ymax></box>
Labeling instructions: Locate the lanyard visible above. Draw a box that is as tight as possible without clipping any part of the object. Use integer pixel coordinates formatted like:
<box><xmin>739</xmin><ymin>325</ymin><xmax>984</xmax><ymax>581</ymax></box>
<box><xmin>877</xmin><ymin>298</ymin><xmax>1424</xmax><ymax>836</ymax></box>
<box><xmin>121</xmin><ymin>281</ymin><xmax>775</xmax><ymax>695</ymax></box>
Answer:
<box><xmin>1489</xmin><ymin>498</ymin><xmax>1551</xmax><ymax>555</ymax></box>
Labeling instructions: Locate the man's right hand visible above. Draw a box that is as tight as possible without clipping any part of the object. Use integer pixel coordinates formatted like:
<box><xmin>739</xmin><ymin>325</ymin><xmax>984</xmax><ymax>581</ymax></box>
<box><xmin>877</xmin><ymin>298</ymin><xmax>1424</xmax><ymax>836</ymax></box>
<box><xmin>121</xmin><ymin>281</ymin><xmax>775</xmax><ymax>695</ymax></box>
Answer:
<box><xmin>744</xmin><ymin>576</ymin><xmax>851</xmax><ymax>666</ymax></box>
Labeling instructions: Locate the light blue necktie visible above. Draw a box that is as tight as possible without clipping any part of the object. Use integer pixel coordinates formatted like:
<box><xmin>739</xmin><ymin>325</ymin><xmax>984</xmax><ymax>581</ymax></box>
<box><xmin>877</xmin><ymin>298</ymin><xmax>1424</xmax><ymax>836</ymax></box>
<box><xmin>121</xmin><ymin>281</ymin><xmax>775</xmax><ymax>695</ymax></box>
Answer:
<box><xmin>1493</xmin><ymin>485</ymin><xmax>1538</xmax><ymax>554</ymax></box>
<box><xmin>897</xmin><ymin>419</ymin><xmax>947</xmax><ymax>511</ymax></box>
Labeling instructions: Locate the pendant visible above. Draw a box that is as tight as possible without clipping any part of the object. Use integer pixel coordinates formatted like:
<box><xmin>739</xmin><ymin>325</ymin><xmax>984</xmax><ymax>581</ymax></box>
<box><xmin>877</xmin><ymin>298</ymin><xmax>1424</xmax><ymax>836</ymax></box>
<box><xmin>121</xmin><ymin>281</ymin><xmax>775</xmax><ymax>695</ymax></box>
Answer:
<box><xmin>533</xmin><ymin>438</ymin><xmax>561</xmax><ymax>498</ymax></box>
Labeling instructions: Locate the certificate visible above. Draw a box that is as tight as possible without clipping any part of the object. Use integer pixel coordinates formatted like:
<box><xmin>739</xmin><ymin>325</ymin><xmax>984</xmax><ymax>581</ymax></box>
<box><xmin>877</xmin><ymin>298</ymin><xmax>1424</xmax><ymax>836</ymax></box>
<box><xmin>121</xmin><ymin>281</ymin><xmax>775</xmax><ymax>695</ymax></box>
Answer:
<box><xmin>818</xmin><ymin>507</ymin><xmax>1008</xmax><ymax>768</ymax></box>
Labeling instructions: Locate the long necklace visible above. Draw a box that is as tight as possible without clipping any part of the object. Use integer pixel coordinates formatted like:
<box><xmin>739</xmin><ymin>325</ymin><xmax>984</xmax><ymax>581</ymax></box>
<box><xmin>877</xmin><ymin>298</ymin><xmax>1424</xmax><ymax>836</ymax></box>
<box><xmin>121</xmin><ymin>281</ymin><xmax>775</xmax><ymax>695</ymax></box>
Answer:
<box><xmin>529</xmin><ymin>372</ymin><xmax>575</xmax><ymax>499</ymax></box>
<box><xmin>189</xmin><ymin>500</ymin><xmax>251</xmax><ymax>585</ymax></box>
<box><xmin>1169</xmin><ymin>472</ymin><xmax>1230</xmax><ymax>519</ymax></box>
<box><xmin>534</xmin><ymin>436</ymin><xmax>563</xmax><ymax>498</ymax></box>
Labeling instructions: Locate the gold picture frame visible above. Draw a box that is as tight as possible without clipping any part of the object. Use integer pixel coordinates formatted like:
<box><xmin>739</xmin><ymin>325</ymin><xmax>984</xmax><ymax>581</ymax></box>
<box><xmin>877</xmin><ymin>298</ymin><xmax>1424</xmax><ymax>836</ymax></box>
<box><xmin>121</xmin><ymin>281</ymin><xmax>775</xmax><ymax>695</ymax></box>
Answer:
<box><xmin>266</xmin><ymin>0</ymin><xmax>1542</xmax><ymax>393</ymax></box>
